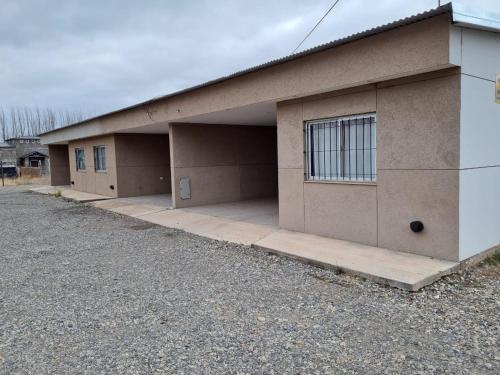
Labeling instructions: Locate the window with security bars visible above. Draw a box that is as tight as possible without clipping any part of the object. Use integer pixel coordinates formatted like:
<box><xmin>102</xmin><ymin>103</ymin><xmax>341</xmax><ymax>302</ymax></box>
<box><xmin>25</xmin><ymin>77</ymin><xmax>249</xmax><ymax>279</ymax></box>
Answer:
<box><xmin>93</xmin><ymin>146</ymin><xmax>106</xmax><ymax>171</ymax></box>
<box><xmin>305</xmin><ymin>114</ymin><xmax>376</xmax><ymax>182</ymax></box>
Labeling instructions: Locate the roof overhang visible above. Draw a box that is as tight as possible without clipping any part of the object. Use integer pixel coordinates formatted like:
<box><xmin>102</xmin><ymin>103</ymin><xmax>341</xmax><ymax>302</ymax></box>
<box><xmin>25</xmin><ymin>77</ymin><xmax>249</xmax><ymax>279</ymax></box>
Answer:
<box><xmin>452</xmin><ymin>2</ymin><xmax>500</xmax><ymax>32</ymax></box>
<box><xmin>39</xmin><ymin>2</ymin><xmax>500</xmax><ymax>144</ymax></box>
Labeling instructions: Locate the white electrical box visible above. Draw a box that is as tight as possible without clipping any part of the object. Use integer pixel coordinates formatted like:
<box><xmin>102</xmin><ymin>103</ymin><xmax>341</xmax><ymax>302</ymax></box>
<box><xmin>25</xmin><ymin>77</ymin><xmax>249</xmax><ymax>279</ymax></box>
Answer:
<box><xmin>179</xmin><ymin>177</ymin><xmax>191</xmax><ymax>200</ymax></box>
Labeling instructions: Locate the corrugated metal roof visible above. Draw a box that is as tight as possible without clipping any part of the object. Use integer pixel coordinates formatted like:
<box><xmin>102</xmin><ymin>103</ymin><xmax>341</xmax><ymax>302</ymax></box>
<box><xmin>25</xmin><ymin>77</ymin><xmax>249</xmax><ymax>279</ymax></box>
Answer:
<box><xmin>41</xmin><ymin>2</ymin><xmax>493</xmax><ymax>137</ymax></box>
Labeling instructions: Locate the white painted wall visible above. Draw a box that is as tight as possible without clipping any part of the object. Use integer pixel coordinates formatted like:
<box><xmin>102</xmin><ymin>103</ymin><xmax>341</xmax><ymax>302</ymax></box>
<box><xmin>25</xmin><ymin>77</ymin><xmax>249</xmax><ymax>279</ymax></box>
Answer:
<box><xmin>460</xmin><ymin>75</ymin><xmax>500</xmax><ymax>169</ymax></box>
<box><xmin>461</xmin><ymin>28</ymin><xmax>500</xmax><ymax>80</ymax></box>
<box><xmin>459</xmin><ymin>167</ymin><xmax>500</xmax><ymax>260</ymax></box>
<box><xmin>458</xmin><ymin>26</ymin><xmax>500</xmax><ymax>260</ymax></box>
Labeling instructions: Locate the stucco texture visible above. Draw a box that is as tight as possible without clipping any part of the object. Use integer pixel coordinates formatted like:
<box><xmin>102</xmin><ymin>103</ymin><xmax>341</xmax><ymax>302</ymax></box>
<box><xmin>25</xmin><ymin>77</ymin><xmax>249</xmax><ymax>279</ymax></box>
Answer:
<box><xmin>42</xmin><ymin>14</ymin><xmax>453</xmax><ymax>145</ymax></box>
<box><xmin>115</xmin><ymin>134</ymin><xmax>171</xmax><ymax>197</ymax></box>
<box><xmin>68</xmin><ymin>135</ymin><xmax>118</xmax><ymax>197</ymax></box>
<box><xmin>169</xmin><ymin>124</ymin><xmax>277</xmax><ymax>208</ymax></box>
<box><xmin>277</xmin><ymin>71</ymin><xmax>461</xmax><ymax>261</ymax></box>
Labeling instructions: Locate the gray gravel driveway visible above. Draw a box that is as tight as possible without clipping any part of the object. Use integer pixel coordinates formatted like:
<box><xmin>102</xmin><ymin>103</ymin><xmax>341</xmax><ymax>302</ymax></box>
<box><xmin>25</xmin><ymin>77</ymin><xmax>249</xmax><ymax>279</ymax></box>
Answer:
<box><xmin>0</xmin><ymin>186</ymin><xmax>498</xmax><ymax>374</ymax></box>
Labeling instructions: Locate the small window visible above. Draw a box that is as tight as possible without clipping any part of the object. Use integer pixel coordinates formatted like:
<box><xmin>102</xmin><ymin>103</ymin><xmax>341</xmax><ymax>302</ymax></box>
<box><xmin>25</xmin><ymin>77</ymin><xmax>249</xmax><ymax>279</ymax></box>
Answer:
<box><xmin>94</xmin><ymin>146</ymin><xmax>106</xmax><ymax>171</ymax></box>
<box><xmin>305</xmin><ymin>113</ymin><xmax>376</xmax><ymax>182</ymax></box>
<box><xmin>75</xmin><ymin>148</ymin><xmax>86</xmax><ymax>171</ymax></box>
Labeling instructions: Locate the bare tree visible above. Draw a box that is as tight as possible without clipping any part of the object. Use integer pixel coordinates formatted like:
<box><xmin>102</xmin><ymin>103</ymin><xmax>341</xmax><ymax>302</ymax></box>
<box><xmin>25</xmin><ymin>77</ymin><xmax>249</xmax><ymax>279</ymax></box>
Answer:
<box><xmin>0</xmin><ymin>109</ymin><xmax>7</xmax><ymax>142</ymax></box>
<box><xmin>0</xmin><ymin>107</ymin><xmax>87</xmax><ymax>141</ymax></box>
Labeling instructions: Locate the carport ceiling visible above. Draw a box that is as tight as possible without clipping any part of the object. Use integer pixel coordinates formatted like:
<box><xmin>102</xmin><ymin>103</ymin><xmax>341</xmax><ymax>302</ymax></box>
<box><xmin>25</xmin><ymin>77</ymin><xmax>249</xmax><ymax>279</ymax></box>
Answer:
<box><xmin>120</xmin><ymin>101</ymin><xmax>277</xmax><ymax>134</ymax></box>
<box><xmin>121</xmin><ymin>122</ymin><xmax>171</xmax><ymax>134</ymax></box>
<box><xmin>176</xmin><ymin>102</ymin><xmax>277</xmax><ymax>126</ymax></box>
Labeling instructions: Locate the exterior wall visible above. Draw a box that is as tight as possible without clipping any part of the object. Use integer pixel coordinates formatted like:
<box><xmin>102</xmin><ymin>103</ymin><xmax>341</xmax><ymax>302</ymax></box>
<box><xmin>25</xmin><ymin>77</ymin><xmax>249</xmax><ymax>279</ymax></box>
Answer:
<box><xmin>277</xmin><ymin>70</ymin><xmax>461</xmax><ymax>261</ymax></box>
<box><xmin>114</xmin><ymin>134</ymin><xmax>171</xmax><ymax>197</ymax></box>
<box><xmin>41</xmin><ymin>15</ymin><xmax>454</xmax><ymax>145</ymax></box>
<box><xmin>48</xmin><ymin>145</ymin><xmax>70</xmax><ymax>186</ymax></box>
<box><xmin>169</xmin><ymin>124</ymin><xmax>277</xmax><ymax>208</ymax></box>
<box><xmin>68</xmin><ymin>135</ymin><xmax>118</xmax><ymax>197</ymax></box>
<box><xmin>0</xmin><ymin>147</ymin><xmax>16</xmax><ymax>165</ymax></box>
<box><xmin>456</xmin><ymin>27</ymin><xmax>500</xmax><ymax>260</ymax></box>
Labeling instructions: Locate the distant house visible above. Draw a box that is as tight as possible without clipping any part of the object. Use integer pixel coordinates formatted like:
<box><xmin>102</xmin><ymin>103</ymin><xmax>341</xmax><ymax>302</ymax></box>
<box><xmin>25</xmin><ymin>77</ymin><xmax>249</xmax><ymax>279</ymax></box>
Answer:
<box><xmin>5</xmin><ymin>136</ymin><xmax>50</xmax><ymax>174</ymax></box>
<box><xmin>0</xmin><ymin>142</ymin><xmax>18</xmax><ymax>177</ymax></box>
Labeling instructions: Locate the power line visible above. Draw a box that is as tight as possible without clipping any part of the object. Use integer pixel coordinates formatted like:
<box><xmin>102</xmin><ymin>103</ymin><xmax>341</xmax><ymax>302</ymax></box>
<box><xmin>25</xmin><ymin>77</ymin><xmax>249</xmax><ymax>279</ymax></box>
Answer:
<box><xmin>292</xmin><ymin>0</ymin><xmax>342</xmax><ymax>54</ymax></box>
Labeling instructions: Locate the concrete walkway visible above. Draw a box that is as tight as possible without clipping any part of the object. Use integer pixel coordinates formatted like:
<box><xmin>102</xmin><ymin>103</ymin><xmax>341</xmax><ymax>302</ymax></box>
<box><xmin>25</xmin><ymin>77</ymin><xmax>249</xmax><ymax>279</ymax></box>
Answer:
<box><xmin>91</xmin><ymin>198</ymin><xmax>277</xmax><ymax>246</ymax></box>
<box><xmin>254</xmin><ymin>230</ymin><xmax>458</xmax><ymax>291</ymax></box>
<box><xmin>30</xmin><ymin>185</ymin><xmax>112</xmax><ymax>203</ymax></box>
<box><xmin>89</xmin><ymin>196</ymin><xmax>458</xmax><ymax>291</ymax></box>
<box><xmin>30</xmin><ymin>186</ymin><xmax>459</xmax><ymax>290</ymax></box>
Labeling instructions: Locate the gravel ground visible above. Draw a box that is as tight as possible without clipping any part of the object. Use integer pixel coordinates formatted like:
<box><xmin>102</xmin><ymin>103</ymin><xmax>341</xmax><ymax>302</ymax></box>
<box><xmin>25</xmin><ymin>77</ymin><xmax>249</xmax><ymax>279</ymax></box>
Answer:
<box><xmin>0</xmin><ymin>186</ymin><xmax>499</xmax><ymax>374</ymax></box>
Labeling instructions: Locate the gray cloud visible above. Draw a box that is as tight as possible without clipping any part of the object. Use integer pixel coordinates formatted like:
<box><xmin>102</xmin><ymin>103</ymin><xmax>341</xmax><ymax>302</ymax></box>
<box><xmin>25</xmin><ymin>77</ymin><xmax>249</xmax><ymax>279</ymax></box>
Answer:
<box><xmin>1</xmin><ymin>0</ymin><xmax>499</xmax><ymax>117</ymax></box>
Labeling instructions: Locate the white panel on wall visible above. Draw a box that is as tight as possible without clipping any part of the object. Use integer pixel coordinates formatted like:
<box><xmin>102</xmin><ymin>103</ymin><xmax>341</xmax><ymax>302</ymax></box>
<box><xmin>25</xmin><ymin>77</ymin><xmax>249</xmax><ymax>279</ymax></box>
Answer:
<box><xmin>460</xmin><ymin>75</ymin><xmax>500</xmax><ymax>169</ymax></box>
<box><xmin>449</xmin><ymin>26</ymin><xmax>462</xmax><ymax>66</ymax></box>
<box><xmin>459</xmin><ymin>166</ymin><xmax>500</xmax><ymax>260</ymax></box>
<box><xmin>461</xmin><ymin>28</ymin><xmax>500</xmax><ymax>80</ymax></box>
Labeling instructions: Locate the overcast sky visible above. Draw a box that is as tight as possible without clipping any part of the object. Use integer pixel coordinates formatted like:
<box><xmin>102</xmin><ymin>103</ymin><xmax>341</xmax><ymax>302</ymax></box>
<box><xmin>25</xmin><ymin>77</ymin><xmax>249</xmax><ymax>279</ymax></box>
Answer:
<box><xmin>1</xmin><ymin>0</ymin><xmax>499</xmax><ymax>118</ymax></box>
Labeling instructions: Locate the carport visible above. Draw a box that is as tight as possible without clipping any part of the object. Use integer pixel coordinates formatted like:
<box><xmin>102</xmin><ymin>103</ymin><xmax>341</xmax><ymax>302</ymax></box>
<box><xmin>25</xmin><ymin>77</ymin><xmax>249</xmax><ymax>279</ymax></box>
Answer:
<box><xmin>48</xmin><ymin>133</ymin><xmax>172</xmax><ymax>204</ymax></box>
<box><xmin>167</xmin><ymin>101</ymin><xmax>279</xmax><ymax>227</ymax></box>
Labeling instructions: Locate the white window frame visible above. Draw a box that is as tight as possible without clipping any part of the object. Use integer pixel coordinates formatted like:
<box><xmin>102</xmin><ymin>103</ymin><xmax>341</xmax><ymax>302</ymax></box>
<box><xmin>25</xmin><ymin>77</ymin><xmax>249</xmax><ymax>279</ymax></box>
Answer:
<box><xmin>305</xmin><ymin>113</ymin><xmax>376</xmax><ymax>182</ymax></box>
<box><xmin>75</xmin><ymin>148</ymin><xmax>85</xmax><ymax>171</ymax></box>
<box><xmin>93</xmin><ymin>146</ymin><xmax>106</xmax><ymax>172</ymax></box>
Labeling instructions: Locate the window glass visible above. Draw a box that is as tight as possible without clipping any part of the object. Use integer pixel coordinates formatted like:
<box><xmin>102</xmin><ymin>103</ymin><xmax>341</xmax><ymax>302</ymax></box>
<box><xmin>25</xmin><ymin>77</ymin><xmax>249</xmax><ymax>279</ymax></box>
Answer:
<box><xmin>305</xmin><ymin>114</ymin><xmax>376</xmax><ymax>182</ymax></box>
<box><xmin>94</xmin><ymin>146</ymin><xmax>106</xmax><ymax>171</ymax></box>
<box><xmin>75</xmin><ymin>149</ymin><xmax>85</xmax><ymax>171</ymax></box>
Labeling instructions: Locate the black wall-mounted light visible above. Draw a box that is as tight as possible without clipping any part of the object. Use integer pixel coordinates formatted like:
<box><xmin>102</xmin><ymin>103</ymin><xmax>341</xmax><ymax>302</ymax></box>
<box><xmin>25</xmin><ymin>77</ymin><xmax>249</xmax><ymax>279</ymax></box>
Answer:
<box><xmin>410</xmin><ymin>221</ymin><xmax>424</xmax><ymax>233</ymax></box>
<box><xmin>71</xmin><ymin>181</ymin><xmax>74</xmax><ymax>185</ymax></box>
<box><xmin>110</xmin><ymin>185</ymin><xmax>115</xmax><ymax>190</ymax></box>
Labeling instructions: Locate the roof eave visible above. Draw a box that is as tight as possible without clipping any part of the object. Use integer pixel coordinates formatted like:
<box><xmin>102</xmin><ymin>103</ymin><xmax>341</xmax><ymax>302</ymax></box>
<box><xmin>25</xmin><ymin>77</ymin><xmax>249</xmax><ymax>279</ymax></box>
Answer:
<box><xmin>452</xmin><ymin>2</ymin><xmax>500</xmax><ymax>33</ymax></box>
<box><xmin>40</xmin><ymin>4</ymin><xmax>457</xmax><ymax>137</ymax></box>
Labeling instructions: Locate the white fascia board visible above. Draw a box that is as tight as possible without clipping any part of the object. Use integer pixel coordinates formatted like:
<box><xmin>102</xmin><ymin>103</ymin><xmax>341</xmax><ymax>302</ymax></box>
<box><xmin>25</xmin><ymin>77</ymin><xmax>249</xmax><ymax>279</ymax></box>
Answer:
<box><xmin>452</xmin><ymin>2</ymin><xmax>500</xmax><ymax>32</ymax></box>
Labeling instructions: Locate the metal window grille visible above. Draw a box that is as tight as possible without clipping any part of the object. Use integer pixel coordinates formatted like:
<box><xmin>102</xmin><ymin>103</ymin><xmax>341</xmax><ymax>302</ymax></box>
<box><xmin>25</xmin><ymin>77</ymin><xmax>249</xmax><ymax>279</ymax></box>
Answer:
<box><xmin>75</xmin><ymin>148</ymin><xmax>85</xmax><ymax>171</ymax></box>
<box><xmin>304</xmin><ymin>113</ymin><xmax>376</xmax><ymax>182</ymax></box>
<box><xmin>94</xmin><ymin>146</ymin><xmax>106</xmax><ymax>171</ymax></box>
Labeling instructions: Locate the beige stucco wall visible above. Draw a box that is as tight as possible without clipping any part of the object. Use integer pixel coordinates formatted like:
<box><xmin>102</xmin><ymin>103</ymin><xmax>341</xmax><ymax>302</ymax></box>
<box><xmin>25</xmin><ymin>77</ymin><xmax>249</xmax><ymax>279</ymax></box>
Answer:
<box><xmin>277</xmin><ymin>70</ymin><xmax>461</xmax><ymax>261</ymax></box>
<box><xmin>169</xmin><ymin>124</ymin><xmax>277</xmax><ymax>208</ymax></box>
<box><xmin>48</xmin><ymin>144</ymin><xmax>70</xmax><ymax>186</ymax></box>
<box><xmin>68</xmin><ymin>135</ymin><xmax>118</xmax><ymax>197</ymax></box>
<box><xmin>114</xmin><ymin>134</ymin><xmax>171</xmax><ymax>197</ymax></box>
<box><xmin>41</xmin><ymin>14</ymin><xmax>454</xmax><ymax>145</ymax></box>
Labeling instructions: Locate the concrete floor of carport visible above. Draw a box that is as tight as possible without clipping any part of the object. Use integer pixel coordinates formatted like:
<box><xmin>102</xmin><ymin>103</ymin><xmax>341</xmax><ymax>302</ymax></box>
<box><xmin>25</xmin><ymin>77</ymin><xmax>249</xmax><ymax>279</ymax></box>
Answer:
<box><xmin>91</xmin><ymin>196</ymin><xmax>279</xmax><ymax>244</ymax></box>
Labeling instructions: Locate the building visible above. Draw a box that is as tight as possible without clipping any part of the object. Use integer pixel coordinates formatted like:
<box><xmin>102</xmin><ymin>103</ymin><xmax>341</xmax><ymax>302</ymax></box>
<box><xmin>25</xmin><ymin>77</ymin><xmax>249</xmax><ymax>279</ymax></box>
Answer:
<box><xmin>0</xmin><ymin>142</ymin><xmax>17</xmax><ymax>177</ymax></box>
<box><xmin>40</xmin><ymin>3</ymin><xmax>500</xmax><ymax>264</ymax></box>
<box><xmin>5</xmin><ymin>136</ymin><xmax>50</xmax><ymax>174</ymax></box>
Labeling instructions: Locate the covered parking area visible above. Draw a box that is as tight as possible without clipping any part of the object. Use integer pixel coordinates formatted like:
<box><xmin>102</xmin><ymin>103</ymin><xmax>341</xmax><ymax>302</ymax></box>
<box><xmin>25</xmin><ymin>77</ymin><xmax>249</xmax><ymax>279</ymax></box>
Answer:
<box><xmin>167</xmin><ymin>101</ymin><xmax>278</xmax><ymax>227</ymax></box>
<box><xmin>96</xmin><ymin>102</ymin><xmax>280</xmax><ymax>226</ymax></box>
<box><xmin>48</xmin><ymin>132</ymin><xmax>172</xmax><ymax>203</ymax></box>
<box><xmin>46</xmin><ymin>100</ymin><xmax>279</xmax><ymax>225</ymax></box>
